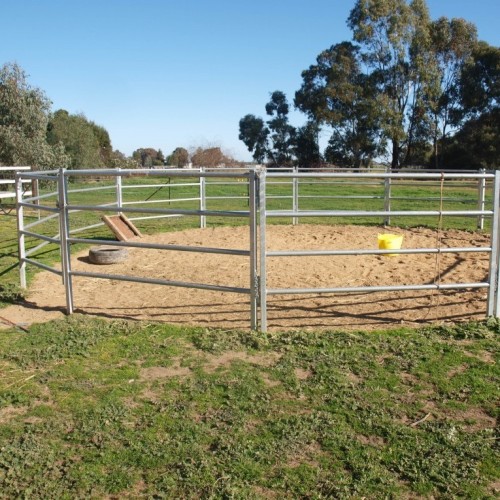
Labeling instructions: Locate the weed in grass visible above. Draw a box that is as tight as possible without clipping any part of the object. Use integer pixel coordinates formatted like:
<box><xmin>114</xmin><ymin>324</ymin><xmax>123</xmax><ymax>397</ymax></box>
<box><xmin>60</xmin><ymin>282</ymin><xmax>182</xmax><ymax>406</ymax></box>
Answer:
<box><xmin>0</xmin><ymin>283</ymin><xmax>25</xmax><ymax>306</ymax></box>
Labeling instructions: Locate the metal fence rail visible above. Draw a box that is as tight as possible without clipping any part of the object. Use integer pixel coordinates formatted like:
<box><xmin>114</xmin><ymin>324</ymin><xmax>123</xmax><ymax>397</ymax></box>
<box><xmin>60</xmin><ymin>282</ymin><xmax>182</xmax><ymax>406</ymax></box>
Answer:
<box><xmin>16</xmin><ymin>168</ymin><xmax>259</xmax><ymax>329</ymax></box>
<box><xmin>257</xmin><ymin>169</ymin><xmax>499</xmax><ymax>331</ymax></box>
<box><xmin>15</xmin><ymin>167</ymin><xmax>500</xmax><ymax>332</ymax></box>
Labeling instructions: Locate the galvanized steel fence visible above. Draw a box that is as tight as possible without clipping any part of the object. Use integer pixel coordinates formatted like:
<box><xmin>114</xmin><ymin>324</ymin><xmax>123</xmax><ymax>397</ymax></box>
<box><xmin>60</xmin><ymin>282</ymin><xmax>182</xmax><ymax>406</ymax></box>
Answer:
<box><xmin>15</xmin><ymin>167</ymin><xmax>500</xmax><ymax>331</ymax></box>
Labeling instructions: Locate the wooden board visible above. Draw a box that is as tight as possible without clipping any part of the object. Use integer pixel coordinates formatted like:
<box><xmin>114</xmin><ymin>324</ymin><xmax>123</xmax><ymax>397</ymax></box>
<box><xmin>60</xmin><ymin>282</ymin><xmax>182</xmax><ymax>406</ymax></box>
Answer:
<box><xmin>102</xmin><ymin>213</ymin><xmax>143</xmax><ymax>241</ymax></box>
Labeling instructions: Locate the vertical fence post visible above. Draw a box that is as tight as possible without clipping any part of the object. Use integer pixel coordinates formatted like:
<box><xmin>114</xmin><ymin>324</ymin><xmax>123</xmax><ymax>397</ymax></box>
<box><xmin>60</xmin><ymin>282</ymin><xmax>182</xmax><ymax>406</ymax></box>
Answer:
<box><xmin>249</xmin><ymin>171</ymin><xmax>258</xmax><ymax>330</ymax></box>
<box><xmin>259</xmin><ymin>168</ymin><xmax>267</xmax><ymax>332</ymax></box>
<box><xmin>15</xmin><ymin>173</ymin><xmax>27</xmax><ymax>289</ymax></box>
<box><xmin>115</xmin><ymin>167</ymin><xmax>122</xmax><ymax>214</ymax></box>
<box><xmin>31</xmin><ymin>177</ymin><xmax>40</xmax><ymax>219</ymax></box>
<box><xmin>384</xmin><ymin>167</ymin><xmax>391</xmax><ymax>226</ymax></box>
<box><xmin>478</xmin><ymin>168</ymin><xmax>486</xmax><ymax>230</ymax></box>
<box><xmin>200</xmin><ymin>167</ymin><xmax>206</xmax><ymax>229</ymax></box>
<box><xmin>293</xmin><ymin>166</ymin><xmax>299</xmax><ymax>226</ymax></box>
<box><xmin>58</xmin><ymin>169</ymin><xmax>74</xmax><ymax>314</ymax></box>
<box><xmin>487</xmin><ymin>170</ymin><xmax>500</xmax><ymax>316</ymax></box>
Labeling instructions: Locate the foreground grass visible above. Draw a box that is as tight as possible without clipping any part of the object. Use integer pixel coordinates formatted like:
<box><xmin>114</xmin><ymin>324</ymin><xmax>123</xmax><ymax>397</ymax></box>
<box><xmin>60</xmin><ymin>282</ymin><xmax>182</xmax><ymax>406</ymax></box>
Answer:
<box><xmin>0</xmin><ymin>316</ymin><xmax>498</xmax><ymax>498</ymax></box>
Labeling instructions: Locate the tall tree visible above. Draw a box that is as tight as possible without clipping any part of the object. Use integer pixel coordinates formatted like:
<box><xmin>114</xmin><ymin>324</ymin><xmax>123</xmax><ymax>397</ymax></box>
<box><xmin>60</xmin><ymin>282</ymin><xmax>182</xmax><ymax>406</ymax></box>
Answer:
<box><xmin>295</xmin><ymin>121</ymin><xmax>322</xmax><ymax>169</ymax></box>
<box><xmin>459</xmin><ymin>41</ymin><xmax>500</xmax><ymax>119</ymax></box>
<box><xmin>437</xmin><ymin>109</ymin><xmax>500</xmax><ymax>169</ymax></box>
<box><xmin>47</xmin><ymin>110</ymin><xmax>103</xmax><ymax>169</ymax></box>
<box><xmin>265</xmin><ymin>91</ymin><xmax>296</xmax><ymax>166</ymax></box>
<box><xmin>427</xmin><ymin>17</ymin><xmax>477</xmax><ymax>168</ymax></box>
<box><xmin>238</xmin><ymin>114</ymin><xmax>269</xmax><ymax>163</ymax></box>
<box><xmin>295</xmin><ymin>42</ymin><xmax>383</xmax><ymax>168</ymax></box>
<box><xmin>89</xmin><ymin>121</ymin><xmax>113</xmax><ymax>167</ymax></box>
<box><xmin>347</xmin><ymin>0</ymin><xmax>435</xmax><ymax>169</ymax></box>
<box><xmin>0</xmin><ymin>62</ymin><xmax>69</xmax><ymax>169</ymax></box>
<box><xmin>435</xmin><ymin>41</ymin><xmax>500</xmax><ymax>170</ymax></box>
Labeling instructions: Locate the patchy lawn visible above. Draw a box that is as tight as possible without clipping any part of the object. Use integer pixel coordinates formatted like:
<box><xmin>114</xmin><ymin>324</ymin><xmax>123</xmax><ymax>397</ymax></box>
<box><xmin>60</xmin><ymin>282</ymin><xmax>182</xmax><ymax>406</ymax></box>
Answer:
<box><xmin>0</xmin><ymin>316</ymin><xmax>498</xmax><ymax>498</ymax></box>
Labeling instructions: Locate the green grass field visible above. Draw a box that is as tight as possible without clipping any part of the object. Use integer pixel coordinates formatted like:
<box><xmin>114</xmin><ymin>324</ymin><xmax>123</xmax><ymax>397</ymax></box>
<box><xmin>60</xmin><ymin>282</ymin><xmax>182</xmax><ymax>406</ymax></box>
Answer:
<box><xmin>1</xmin><ymin>172</ymin><xmax>498</xmax><ymax>497</ymax></box>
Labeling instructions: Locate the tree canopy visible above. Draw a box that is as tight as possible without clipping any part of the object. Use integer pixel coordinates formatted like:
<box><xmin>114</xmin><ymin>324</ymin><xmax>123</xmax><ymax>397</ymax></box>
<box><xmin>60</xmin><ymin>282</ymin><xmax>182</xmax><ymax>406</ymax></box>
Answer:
<box><xmin>239</xmin><ymin>0</ymin><xmax>499</xmax><ymax>170</ymax></box>
<box><xmin>47</xmin><ymin>110</ymin><xmax>105</xmax><ymax>170</ymax></box>
<box><xmin>131</xmin><ymin>148</ymin><xmax>165</xmax><ymax>168</ymax></box>
<box><xmin>167</xmin><ymin>147</ymin><xmax>189</xmax><ymax>167</ymax></box>
<box><xmin>239</xmin><ymin>91</ymin><xmax>321</xmax><ymax>167</ymax></box>
<box><xmin>0</xmin><ymin>62</ymin><xmax>69</xmax><ymax>169</ymax></box>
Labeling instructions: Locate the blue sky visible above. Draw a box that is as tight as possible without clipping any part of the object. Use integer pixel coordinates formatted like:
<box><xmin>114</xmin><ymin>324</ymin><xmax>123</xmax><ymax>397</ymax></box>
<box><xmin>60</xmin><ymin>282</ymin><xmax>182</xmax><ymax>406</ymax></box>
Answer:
<box><xmin>1</xmin><ymin>0</ymin><xmax>499</xmax><ymax>161</ymax></box>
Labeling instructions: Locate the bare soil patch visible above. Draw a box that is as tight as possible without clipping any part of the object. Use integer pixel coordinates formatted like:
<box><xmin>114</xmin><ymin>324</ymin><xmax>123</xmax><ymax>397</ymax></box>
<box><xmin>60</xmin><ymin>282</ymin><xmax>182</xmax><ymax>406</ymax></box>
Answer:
<box><xmin>1</xmin><ymin>224</ymin><xmax>491</xmax><ymax>331</ymax></box>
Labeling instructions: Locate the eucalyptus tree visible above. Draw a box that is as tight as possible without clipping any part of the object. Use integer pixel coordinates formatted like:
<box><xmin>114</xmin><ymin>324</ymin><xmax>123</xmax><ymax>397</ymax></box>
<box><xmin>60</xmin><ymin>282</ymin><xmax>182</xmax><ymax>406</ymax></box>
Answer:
<box><xmin>347</xmin><ymin>0</ymin><xmax>436</xmax><ymax>169</ymax></box>
<box><xmin>238</xmin><ymin>114</ymin><xmax>269</xmax><ymax>163</ymax></box>
<box><xmin>460</xmin><ymin>41</ymin><xmax>500</xmax><ymax>119</ymax></box>
<box><xmin>265</xmin><ymin>91</ymin><xmax>296</xmax><ymax>166</ymax></box>
<box><xmin>427</xmin><ymin>17</ymin><xmax>478</xmax><ymax>168</ymax></box>
<box><xmin>437</xmin><ymin>42</ymin><xmax>500</xmax><ymax>169</ymax></box>
<box><xmin>295</xmin><ymin>41</ymin><xmax>384</xmax><ymax>168</ymax></box>
<box><xmin>295</xmin><ymin>121</ymin><xmax>322</xmax><ymax>169</ymax></box>
<box><xmin>239</xmin><ymin>91</ymin><xmax>297</xmax><ymax>166</ymax></box>
<box><xmin>0</xmin><ymin>62</ymin><xmax>69</xmax><ymax>169</ymax></box>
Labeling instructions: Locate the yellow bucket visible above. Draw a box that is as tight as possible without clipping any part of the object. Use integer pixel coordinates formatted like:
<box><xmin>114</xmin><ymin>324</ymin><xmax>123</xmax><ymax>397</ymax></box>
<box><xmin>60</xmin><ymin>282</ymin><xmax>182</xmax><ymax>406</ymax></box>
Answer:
<box><xmin>378</xmin><ymin>233</ymin><xmax>403</xmax><ymax>257</ymax></box>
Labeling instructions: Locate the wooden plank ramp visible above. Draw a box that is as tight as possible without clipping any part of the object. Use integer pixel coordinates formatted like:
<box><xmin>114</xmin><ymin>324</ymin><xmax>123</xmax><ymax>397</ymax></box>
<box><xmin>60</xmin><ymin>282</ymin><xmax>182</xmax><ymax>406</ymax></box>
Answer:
<box><xmin>102</xmin><ymin>213</ymin><xmax>143</xmax><ymax>241</ymax></box>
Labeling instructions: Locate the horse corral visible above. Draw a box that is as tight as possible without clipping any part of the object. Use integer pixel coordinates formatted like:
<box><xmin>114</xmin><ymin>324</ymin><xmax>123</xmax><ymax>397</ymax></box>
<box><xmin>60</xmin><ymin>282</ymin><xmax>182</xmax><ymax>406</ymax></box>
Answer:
<box><xmin>7</xmin><ymin>167</ymin><xmax>500</xmax><ymax>331</ymax></box>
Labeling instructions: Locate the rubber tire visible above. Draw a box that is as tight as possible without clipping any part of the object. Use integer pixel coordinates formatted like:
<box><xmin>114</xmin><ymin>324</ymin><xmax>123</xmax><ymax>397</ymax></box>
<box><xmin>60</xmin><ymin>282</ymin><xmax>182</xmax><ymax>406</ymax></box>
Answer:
<box><xmin>88</xmin><ymin>246</ymin><xmax>128</xmax><ymax>265</ymax></box>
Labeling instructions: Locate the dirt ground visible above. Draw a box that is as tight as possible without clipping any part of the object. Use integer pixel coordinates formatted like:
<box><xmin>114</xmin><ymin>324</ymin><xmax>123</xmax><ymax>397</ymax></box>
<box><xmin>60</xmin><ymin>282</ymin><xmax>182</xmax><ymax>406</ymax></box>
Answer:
<box><xmin>0</xmin><ymin>224</ymin><xmax>492</xmax><ymax>331</ymax></box>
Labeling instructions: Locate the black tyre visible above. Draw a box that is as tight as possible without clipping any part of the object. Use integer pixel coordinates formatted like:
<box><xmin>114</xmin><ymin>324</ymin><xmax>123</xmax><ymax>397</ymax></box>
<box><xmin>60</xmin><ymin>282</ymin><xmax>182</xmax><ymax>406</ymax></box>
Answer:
<box><xmin>88</xmin><ymin>246</ymin><xmax>128</xmax><ymax>265</ymax></box>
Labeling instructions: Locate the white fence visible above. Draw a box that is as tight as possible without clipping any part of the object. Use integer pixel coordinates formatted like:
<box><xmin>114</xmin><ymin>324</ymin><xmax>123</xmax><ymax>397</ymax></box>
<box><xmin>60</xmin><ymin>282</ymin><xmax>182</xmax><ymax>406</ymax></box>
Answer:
<box><xmin>1</xmin><ymin>166</ymin><xmax>33</xmax><ymax>213</ymax></box>
<box><xmin>15</xmin><ymin>167</ymin><xmax>500</xmax><ymax>331</ymax></box>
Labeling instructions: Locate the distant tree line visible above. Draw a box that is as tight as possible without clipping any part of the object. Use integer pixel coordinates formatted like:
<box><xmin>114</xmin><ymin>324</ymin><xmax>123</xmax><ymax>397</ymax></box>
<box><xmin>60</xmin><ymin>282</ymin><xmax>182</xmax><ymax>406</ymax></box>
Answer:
<box><xmin>0</xmin><ymin>62</ymin><xmax>239</xmax><ymax>172</ymax></box>
<box><xmin>239</xmin><ymin>0</ymin><xmax>499</xmax><ymax>170</ymax></box>
<box><xmin>132</xmin><ymin>146</ymin><xmax>240</xmax><ymax>168</ymax></box>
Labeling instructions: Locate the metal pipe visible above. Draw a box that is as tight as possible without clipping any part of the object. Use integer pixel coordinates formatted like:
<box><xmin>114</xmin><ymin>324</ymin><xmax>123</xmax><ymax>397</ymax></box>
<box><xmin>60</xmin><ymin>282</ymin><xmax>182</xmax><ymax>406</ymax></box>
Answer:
<box><xmin>58</xmin><ymin>169</ymin><xmax>74</xmax><ymax>314</ymax></box>
<box><xmin>63</xmin><ymin>168</ymin><xmax>252</xmax><ymax>178</ymax></box>
<box><xmin>266</xmin><ymin>209</ymin><xmax>490</xmax><ymax>218</ymax></box>
<box><xmin>121</xmin><ymin>197</ymin><xmax>201</xmax><ymax>205</ymax></box>
<box><xmin>293</xmin><ymin>166</ymin><xmax>298</xmax><ymax>226</ymax></box>
<box><xmin>199</xmin><ymin>167</ymin><xmax>206</xmax><ymax>229</ymax></box>
<box><xmin>15</xmin><ymin>174</ymin><xmax>27</xmax><ymax>288</ymax></box>
<box><xmin>70</xmin><ymin>270</ymin><xmax>250</xmax><ymax>294</ymax></box>
<box><xmin>21</xmin><ymin>190</ymin><xmax>59</xmax><ymax>203</ymax></box>
<box><xmin>121</xmin><ymin>182</ymin><xmax>200</xmax><ymax>189</ymax></box>
<box><xmin>488</xmin><ymin>170</ymin><xmax>500</xmax><ymax>315</ymax></box>
<box><xmin>249</xmin><ymin>171</ymin><xmax>258</xmax><ymax>330</ymax></box>
<box><xmin>67</xmin><ymin>185</ymin><xmax>116</xmax><ymax>194</ymax></box>
<box><xmin>22</xmin><ymin>258</ymin><xmax>62</xmax><ymax>276</ymax></box>
<box><xmin>15</xmin><ymin>173</ymin><xmax>59</xmax><ymax>180</ymax></box>
<box><xmin>67</xmin><ymin>203</ymin><xmax>249</xmax><ymax>218</ymax></box>
<box><xmin>17</xmin><ymin>202</ymin><xmax>59</xmax><ymax>213</ymax></box>
<box><xmin>20</xmin><ymin>230</ymin><xmax>60</xmax><ymax>244</ymax></box>
<box><xmin>115</xmin><ymin>168</ymin><xmax>122</xmax><ymax>216</ymax></box>
<box><xmin>267</xmin><ymin>282</ymin><xmax>489</xmax><ymax>295</ymax></box>
<box><xmin>478</xmin><ymin>169</ymin><xmax>486</xmax><ymax>230</ymax></box>
<box><xmin>266</xmin><ymin>172</ymin><xmax>493</xmax><ymax>180</ymax></box>
<box><xmin>267</xmin><ymin>246</ymin><xmax>491</xmax><ymax>257</ymax></box>
<box><xmin>68</xmin><ymin>236</ymin><xmax>250</xmax><ymax>256</ymax></box>
<box><xmin>259</xmin><ymin>169</ymin><xmax>267</xmax><ymax>332</ymax></box>
<box><xmin>24</xmin><ymin>212</ymin><xmax>60</xmax><ymax>230</ymax></box>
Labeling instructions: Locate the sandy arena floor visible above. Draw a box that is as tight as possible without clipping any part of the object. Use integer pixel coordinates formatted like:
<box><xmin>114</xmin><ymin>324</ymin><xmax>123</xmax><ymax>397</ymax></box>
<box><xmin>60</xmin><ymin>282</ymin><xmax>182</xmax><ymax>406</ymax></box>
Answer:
<box><xmin>1</xmin><ymin>224</ymin><xmax>492</xmax><ymax>331</ymax></box>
